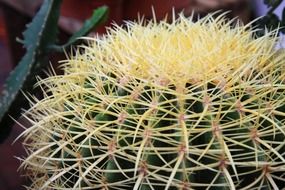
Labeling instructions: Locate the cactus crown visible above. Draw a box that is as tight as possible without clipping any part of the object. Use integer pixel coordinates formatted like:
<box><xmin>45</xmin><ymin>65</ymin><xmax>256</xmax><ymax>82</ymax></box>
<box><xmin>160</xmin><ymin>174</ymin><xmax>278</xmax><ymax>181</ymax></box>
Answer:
<box><xmin>19</xmin><ymin>13</ymin><xmax>285</xmax><ymax>189</ymax></box>
<box><xmin>73</xmin><ymin>13</ymin><xmax>277</xmax><ymax>86</ymax></box>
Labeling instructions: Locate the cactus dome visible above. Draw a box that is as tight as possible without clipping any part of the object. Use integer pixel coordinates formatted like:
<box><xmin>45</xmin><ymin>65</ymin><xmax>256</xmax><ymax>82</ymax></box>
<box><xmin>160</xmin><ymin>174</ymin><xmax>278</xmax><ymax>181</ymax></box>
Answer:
<box><xmin>67</xmin><ymin>13</ymin><xmax>278</xmax><ymax>87</ymax></box>
<box><xmin>19</xmin><ymin>14</ymin><xmax>285</xmax><ymax>189</ymax></box>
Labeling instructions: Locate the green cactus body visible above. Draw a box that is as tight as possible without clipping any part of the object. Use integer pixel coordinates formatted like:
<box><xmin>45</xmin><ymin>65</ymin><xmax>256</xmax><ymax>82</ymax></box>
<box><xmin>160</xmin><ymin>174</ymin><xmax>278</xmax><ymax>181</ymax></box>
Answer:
<box><xmin>19</xmin><ymin>14</ymin><xmax>285</xmax><ymax>189</ymax></box>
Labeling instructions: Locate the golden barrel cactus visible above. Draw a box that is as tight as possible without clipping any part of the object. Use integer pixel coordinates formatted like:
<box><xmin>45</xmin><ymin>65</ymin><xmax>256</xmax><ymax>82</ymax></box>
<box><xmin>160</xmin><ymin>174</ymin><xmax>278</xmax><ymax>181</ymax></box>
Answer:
<box><xmin>19</xmin><ymin>14</ymin><xmax>285</xmax><ymax>189</ymax></box>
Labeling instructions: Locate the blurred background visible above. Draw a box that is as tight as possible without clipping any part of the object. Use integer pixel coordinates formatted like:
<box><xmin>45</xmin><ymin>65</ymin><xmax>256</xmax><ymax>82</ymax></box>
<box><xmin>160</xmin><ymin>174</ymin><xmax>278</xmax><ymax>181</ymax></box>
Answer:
<box><xmin>0</xmin><ymin>0</ymin><xmax>283</xmax><ymax>189</ymax></box>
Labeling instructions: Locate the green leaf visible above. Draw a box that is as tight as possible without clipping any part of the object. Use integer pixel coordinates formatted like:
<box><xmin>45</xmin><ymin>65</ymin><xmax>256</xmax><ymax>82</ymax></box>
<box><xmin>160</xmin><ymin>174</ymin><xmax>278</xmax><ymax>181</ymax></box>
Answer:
<box><xmin>0</xmin><ymin>0</ymin><xmax>62</xmax><ymax>143</ymax></box>
<box><xmin>50</xmin><ymin>6</ymin><xmax>108</xmax><ymax>52</ymax></box>
<box><xmin>255</xmin><ymin>13</ymin><xmax>281</xmax><ymax>37</ymax></box>
<box><xmin>264</xmin><ymin>0</ymin><xmax>282</xmax><ymax>7</ymax></box>
<box><xmin>282</xmin><ymin>8</ymin><xmax>285</xmax><ymax>23</ymax></box>
<box><xmin>281</xmin><ymin>8</ymin><xmax>285</xmax><ymax>33</ymax></box>
<box><xmin>267</xmin><ymin>13</ymin><xmax>280</xmax><ymax>29</ymax></box>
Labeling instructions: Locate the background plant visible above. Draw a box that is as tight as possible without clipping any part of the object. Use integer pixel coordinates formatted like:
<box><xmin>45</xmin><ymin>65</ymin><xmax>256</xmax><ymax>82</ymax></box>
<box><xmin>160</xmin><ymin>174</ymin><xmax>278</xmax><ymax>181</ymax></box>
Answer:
<box><xmin>0</xmin><ymin>0</ymin><xmax>108</xmax><ymax>143</ymax></box>
<box><xmin>256</xmin><ymin>0</ymin><xmax>285</xmax><ymax>36</ymax></box>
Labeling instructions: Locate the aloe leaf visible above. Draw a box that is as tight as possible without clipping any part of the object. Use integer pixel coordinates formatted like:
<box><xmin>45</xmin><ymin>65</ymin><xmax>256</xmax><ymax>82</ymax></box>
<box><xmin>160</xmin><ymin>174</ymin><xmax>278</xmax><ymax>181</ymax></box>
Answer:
<box><xmin>50</xmin><ymin>6</ymin><xmax>109</xmax><ymax>52</ymax></box>
<box><xmin>0</xmin><ymin>0</ymin><xmax>62</xmax><ymax>143</ymax></box>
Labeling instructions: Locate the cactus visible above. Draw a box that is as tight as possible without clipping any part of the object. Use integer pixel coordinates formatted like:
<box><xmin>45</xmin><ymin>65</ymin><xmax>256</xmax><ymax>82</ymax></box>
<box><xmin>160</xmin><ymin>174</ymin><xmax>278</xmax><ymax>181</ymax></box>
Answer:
<box><xmin>18</xmin><ymin>13</ymin><xmax>285</xmax><ymax>189</ymax></box>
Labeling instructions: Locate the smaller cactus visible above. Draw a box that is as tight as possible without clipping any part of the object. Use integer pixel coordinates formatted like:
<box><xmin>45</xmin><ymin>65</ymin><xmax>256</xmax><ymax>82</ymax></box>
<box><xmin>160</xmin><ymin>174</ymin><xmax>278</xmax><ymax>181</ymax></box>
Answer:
<box><xmin>19</xmin><ymin>13</ymin><xmax>285</xmax><ymax>189</ymax></box>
